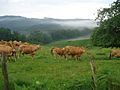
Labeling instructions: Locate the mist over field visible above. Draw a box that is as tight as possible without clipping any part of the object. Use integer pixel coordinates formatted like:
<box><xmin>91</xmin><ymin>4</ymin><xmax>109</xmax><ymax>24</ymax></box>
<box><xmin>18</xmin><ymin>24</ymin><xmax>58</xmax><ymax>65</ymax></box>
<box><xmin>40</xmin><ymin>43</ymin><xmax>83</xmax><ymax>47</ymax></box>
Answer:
<box><xmin>0</xmin><ymin>16</ymin><xmax>97</xmax><ymax>33</ymax></box>
<box><xmin>0</xmin><ymin>15</ymin><xmax>98</xmax><ymax>43</ymax></box>
<box><xmin>52</xmin><ymin>19</ymin><xmax>97</xmax><ymax>28</ymax></box>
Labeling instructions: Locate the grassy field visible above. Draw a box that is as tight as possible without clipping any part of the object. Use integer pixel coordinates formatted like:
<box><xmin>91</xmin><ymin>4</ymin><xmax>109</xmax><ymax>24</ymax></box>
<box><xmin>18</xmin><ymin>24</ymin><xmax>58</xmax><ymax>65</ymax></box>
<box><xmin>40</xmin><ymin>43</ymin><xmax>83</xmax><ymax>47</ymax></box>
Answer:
<box><xmin>0</xmin><ymin>39</ymin><xmax>120</xmax><ymax>90</ymax></box>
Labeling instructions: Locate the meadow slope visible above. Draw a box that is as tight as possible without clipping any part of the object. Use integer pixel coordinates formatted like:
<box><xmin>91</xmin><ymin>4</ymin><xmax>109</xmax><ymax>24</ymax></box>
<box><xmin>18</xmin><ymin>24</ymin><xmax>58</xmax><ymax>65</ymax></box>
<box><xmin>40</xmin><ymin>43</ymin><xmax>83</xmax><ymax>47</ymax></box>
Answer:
<box><xmin>0</xmin><ymin>39</ymin><xmax>120</xmax><ymax>90</ymax></box>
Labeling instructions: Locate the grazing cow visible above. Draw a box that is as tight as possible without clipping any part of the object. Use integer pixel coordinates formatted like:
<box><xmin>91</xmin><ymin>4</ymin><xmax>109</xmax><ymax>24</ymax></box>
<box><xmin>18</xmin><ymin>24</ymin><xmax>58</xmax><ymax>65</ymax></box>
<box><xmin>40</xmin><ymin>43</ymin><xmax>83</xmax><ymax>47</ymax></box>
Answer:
<box><xmin>75</xmin><ymin>47</ymin><xmax>85</xmax><ymax>60</ymax></box>
<box><xmin>13</xmin><ymin>40</ymin><xmax>22</xmax><ymax>49</ymax></box>
<box><xmin>51</xmin><ymin>46</ymin><xmax>85</xmax><ymax>60</ymax></box>
<box><xmin>0</xmin><ymin>45</ymin><xmax>16</xmax><ymax>61</ymax></box>
<box><xmin>109</xmin><ymin>49</ymin><xmax>120</xmax><ymax>59</ymax></box>
<box><xmin>61</xmin><ymin>46</ymin><xmax>75</xmax><ymax>59</ymax></box>
<box><xmin>6</xmin><ymin>41</ymin><xmax>18</xmax><ymax>59</ymax></box>
<box><xmin>0</xmin><ymin>45</ymin><xmax>13</xmax><ymax>55</ymax></box>
<box><xmin>63</xmin><ymin>46</ymin><xmax>85</xmax><ymax>60</ymax></box>
<box><xmin>12</xmin><ymin>41</ymin><xmax>21</xmax><ymax>58</ymax></box>
<box><xmin>51</xmin><ymin>47</ymin><xmax>65</xmax><ymax>58</ymax></box>
<box><xmin>0</xmin><ymin>40</ymin><xmax>6</xmax><ymax>45</ymax></box>
<box><xmin>19</xmin><ymin>44</ymin><xmax>40</xmax><ymax>59</ymax></box>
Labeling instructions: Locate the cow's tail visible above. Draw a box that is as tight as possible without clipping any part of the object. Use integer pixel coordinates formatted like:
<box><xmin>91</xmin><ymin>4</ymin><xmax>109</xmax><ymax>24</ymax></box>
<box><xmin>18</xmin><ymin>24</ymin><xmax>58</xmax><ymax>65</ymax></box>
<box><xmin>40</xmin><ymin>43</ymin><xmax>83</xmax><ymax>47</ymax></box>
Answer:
<box><xmin>109</xmin><ymin>50</ymin><xmax>112</xmax><ymax>60</ymax></box>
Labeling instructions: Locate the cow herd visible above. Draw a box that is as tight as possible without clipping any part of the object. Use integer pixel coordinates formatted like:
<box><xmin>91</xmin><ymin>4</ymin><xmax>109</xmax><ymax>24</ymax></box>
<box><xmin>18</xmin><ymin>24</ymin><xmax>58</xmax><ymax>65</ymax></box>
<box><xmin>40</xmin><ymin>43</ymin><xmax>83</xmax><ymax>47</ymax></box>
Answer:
<box><xmin>51</xmin><ymin>46</ymin><xmax>85</xmax><ymax>60</ymax></box>
<box><xmin>0</xmin><ymin>40</ymin><xmax>120</xmax><ymax>62</ymax></box>
<box><xmin>0</xmin><ymin>40</ymin><xmax>40</xmax><ymax>61</ymax></box>
<box><xmin>50</xmin><ymin>46</ymin><xmax>120</xmax><ymax>60</ymax></box>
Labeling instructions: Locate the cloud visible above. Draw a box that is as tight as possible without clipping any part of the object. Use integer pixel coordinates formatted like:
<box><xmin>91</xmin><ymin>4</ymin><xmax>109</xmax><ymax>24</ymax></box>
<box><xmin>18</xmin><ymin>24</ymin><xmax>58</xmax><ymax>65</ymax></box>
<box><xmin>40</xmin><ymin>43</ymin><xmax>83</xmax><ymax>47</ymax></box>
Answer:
<box><xmin>0</xmin><ymin>0</ymin><xmax>115</xmax><ymax>19</ymax></box>
<box><xmin>7</xmin><ymin>0</ymin><xmax>25</xmax><ymax>3</ymax></box>
<box><xmin>6</xmin><ymin>0</ymin><xmax>114</xmax><ymax>5</ymax></box>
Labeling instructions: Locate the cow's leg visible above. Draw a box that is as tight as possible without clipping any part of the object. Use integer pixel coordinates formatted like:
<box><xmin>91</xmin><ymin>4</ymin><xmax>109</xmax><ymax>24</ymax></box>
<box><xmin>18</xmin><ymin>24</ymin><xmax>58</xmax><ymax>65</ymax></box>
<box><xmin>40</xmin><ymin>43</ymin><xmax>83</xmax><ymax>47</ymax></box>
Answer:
<box><xmin>74</xmin><ymin>55</ymin><xmax>79</xmax><ymax>61</ymax></box>
<box><xmin>13</xmin><ymin>52</ymin><xmax>17</xmax><ymax>61</ymax></box>
<box><xmin>109</xmin><ymin>51</ymin><xmax>112</xmax><ymax>60</ymax></box>
<box><xmin>16</xmin><ymin>51</ymin><xmax>19</xmax><ymax>59</ymax></box>
<box><xmin>30</xmin><ymin>54</ymin><xmax>34</xmax><ymax>60</ymax></box>
<box><xmin>22</xmin><ymin>53</ymin><xmax>24</xmax><ymax>56</ymax></box>
<box><xmin>65</xmin><ymin>54</ymin><xmax>69</xmax><ymax>60</ymax></box>
<box><xmin>63</xmin><ymin>55</ymin><xmax>67</xmax><ymax>59</ymax></box>
<box><xmin>7</xmin><ymin>56</ymin><xmax>13</xmax><ymax>62</ymax></box>
<box><xmin>7</xmin><ymin>57</ymin><xmax>10</xmax><ymax>62</ymax></box>
<box><xmin>17</xmin><ymin>52</ymin><xmax>20</xmax><ymax>59</ymax></box>
<box><xmin>32</xmin><ymin>55</ymin><xmax>34</xmax><ymax>60</ymax></box>
<box><xmin>74</xmin><ymin>55</ymin><xmax>77</xmax><ymax>61</ymax></box>
<box><xmin>55</xmin><ymin>54</ymin><xmax>58</xmax><ymax>59</ymax></box>
<box><xmin>18</xmin><ymin>50</ymin><xmax>22</xmax><ymax>57</ymax></box>
<box><xmin>31</xmin><ymin>52</ymin><xmax>35</xmax><ymax>60</ymax></box>
<box><xmin>77</xmin><ymin>55</ymin><xmax>81</xmax><ymax>60</ymax></box>
<box><xmin>71</xmin><ymin>55</ymin><xmax>75</xmax><ymax>60</ymax></box>
<box><xmin>77</xmin><ymin>56</ymin><xmax>80</xmax><ymax>60</ymax></box>
<box><xmin>54</xmin><ymin>53</ymin><xmax>58</xmax><ymax>59</ymax></box>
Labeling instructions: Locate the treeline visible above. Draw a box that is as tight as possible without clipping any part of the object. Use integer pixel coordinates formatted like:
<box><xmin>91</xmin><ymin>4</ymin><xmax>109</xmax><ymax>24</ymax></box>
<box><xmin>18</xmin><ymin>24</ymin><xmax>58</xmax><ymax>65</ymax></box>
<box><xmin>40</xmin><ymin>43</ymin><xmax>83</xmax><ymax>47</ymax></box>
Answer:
<box><xmin>28</xmin><ymin>28</ymin><xmax>92</xmax><ymax>44</ymax></box>
<box><xmin>0</xmin><ymin>27</ymin><xmax>92</xmax><ymax>44</ymax></box>
<box><xmin>0</xmin><ymin>28</ymin><xmax>26</xmax><ymax>41</ymax></box>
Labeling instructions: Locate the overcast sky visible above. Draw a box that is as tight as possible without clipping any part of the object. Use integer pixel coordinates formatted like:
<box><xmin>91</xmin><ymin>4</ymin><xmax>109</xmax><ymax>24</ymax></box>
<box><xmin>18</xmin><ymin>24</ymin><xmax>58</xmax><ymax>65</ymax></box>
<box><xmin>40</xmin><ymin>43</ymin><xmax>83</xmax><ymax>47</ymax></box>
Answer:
<box><xmin>0</xmin><ymin>0</ymin><xmax>115</xmax><ymax>19</ymax></box>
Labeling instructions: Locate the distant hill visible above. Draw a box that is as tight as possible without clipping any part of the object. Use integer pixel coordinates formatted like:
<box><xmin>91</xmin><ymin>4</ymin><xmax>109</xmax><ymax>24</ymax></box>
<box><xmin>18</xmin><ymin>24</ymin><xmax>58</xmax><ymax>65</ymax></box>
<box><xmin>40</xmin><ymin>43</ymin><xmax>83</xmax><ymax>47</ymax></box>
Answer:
<box><xmin>0</xmin><ymin>15</ymin><xmax>97</xmax><ymax>34</ymax></box>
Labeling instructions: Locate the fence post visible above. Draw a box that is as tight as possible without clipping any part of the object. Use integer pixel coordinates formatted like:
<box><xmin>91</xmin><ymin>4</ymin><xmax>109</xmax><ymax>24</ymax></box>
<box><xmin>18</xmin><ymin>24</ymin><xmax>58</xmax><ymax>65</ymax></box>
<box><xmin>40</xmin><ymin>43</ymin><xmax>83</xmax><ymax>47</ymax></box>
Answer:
<box><xmin>87</xmin><ymin>52</ymin><xmax>97</xmax><ymax>90</ymax></box>
<box><xmin>89</xmin><ymin>59</ymin><xmax>97</xmax><ymax>90</ymax></box>
<box><xmin>1</xmin><ymin>52</ymin><xmax>10</xmax><ymax>90</ymax></box>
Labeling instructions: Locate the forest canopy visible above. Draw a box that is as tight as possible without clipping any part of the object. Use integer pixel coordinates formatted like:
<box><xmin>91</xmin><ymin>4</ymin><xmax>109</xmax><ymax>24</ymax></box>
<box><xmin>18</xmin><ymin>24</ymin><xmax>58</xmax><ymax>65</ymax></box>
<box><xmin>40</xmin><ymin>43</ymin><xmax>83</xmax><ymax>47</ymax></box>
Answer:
<box><xmin>91</xmin><ymin>0</ymin><xmax>120</xmax><ymax>47</ymax></box>
<box><xmin>0</xmin><ymin>28</ymin><xmax>92</xmax><ymax>44</ymax></box>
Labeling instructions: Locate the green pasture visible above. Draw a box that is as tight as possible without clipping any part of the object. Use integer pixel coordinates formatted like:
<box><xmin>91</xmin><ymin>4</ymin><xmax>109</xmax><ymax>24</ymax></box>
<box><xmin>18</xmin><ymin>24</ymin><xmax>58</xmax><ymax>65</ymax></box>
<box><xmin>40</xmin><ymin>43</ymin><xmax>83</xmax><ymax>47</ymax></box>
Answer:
<box><xmin>0</xmin><ymin>39</ymin><xmax>120</xmax><ymax>90</ymax></box>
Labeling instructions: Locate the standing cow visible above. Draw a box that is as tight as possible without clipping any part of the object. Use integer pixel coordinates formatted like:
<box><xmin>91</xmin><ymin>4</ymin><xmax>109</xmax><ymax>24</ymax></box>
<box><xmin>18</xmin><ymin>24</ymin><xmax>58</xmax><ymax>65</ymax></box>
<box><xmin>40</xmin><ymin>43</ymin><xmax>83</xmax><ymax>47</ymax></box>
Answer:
<box><xmin>63</xmin><ymin>46</ymin><xmax>85</xmax><ymax>60</ymax></box>
<box><xmin>51</xmin><ymin>47</ymin><xmax>66</xmax><ymax>58</ymax></box>
<box><xmin>19</xmin><ymin>44</ymin><xmax>40</xmax><ymax>60</ymax></box>
<box><xmin>0</xmin><ymin>45</ymin><xmax>16</xmax><ymax>61</ymax></box>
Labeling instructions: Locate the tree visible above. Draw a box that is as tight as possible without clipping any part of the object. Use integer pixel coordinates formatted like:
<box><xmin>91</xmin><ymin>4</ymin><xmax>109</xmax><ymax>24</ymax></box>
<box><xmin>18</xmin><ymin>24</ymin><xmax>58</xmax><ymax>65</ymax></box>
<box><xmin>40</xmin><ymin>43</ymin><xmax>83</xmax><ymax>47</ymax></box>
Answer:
<box><xmin>0</xmin><ymin>28</ymin><xmax>26</xmax><ymax>41</ymax></box>
<box><xmin>28</xmin><ymin>31</ymin><xmax>53</xmax><ymax>44</ymax></box>
<box><xmin>12</xmin><ymin>31</ymin><xmax>26</xmax><ymax>41</ymax></box>
<box><xmin>0</xmin><ymin>28</ymin><xmax>12</xmax><ymax>40</ymax></box>
<box><xmin>91</xmin><ymin>0</ymin><xmax>120</xmax><ymax>47</ymax></box>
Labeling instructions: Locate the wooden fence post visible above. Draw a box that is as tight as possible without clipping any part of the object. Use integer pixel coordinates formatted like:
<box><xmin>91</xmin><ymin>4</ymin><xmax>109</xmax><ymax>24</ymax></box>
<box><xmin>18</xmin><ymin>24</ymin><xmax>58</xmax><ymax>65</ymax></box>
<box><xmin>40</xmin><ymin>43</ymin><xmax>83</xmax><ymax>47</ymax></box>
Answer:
<box><xmin>87</xmin><ymin>52</ymin><xmax>97</xmax><ymax>90</ymax></box>
<box><xmin>1</xmin><ymin>52</ymin><xmax>10</xmax><ymax>90</ymax></box>
<box><xmin>89</xmin><ymin>59</ymin><xmax>97</xmax><ymax>90</ymax></box>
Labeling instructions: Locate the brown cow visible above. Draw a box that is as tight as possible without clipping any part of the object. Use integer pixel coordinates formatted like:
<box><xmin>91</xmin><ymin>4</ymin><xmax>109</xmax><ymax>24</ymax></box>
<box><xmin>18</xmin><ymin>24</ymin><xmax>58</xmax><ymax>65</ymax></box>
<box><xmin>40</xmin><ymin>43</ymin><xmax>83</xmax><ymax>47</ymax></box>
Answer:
<box><xmin>6</xmin><ymin>41</ymin><xmax>18</xmax><ymax>59</ymax></box>
<box><xmin>19</xmin><ymin>44</ymin><xmax>40</xmax><ymax>59</ymax></box>
<box><xmin>0</xmin><ymin>45</ymin><xmax>16</xmax><ymax>61</ymax></box>
<box><xmin>13</xmin><ymin>40</ymin><xmax>22</xmax><ymax>49</ymax></box>
<box><xmin>109</xmin><ymin>49</ymin><xmax>120</xmax><ymax>59</ymax></box>
<box><xmin>51</xmin><ymin>47</ymin><xmax>65</xmax><ymax>58</ymax></box>
<box><xmin>63</xmin><ymin>46</ymin><xmax>85</xmax><ymax>60</ymax></box>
